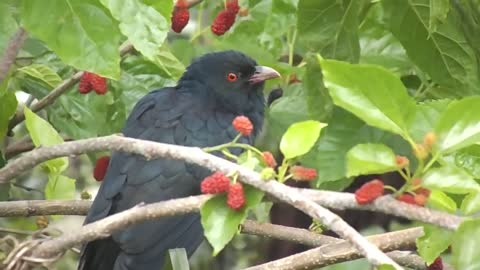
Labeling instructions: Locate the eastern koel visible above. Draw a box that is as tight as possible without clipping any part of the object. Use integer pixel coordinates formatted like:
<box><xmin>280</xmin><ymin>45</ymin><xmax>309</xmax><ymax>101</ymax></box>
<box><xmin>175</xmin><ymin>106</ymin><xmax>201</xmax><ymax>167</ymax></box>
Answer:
<box><xmin>78</xmin><ymin>51</ymin><xmax>280</xmax><ymax>270</ymax></box>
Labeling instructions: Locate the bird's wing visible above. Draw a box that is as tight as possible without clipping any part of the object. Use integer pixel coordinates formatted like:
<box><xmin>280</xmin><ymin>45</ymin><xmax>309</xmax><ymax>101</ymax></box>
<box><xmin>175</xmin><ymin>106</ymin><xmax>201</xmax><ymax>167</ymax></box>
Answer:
<box><xmin>79</xmin><ymin>88</ymin><xmax>245</xmax><ymax>270</ymax></box>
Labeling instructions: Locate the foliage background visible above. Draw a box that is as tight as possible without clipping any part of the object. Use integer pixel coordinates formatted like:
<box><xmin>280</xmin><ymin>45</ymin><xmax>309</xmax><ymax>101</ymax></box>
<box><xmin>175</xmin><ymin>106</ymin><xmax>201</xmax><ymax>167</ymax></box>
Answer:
<box><xmin>1</xmin><ymin>0</ymin><xmax>480</xmax><ymax>269</ymax></box>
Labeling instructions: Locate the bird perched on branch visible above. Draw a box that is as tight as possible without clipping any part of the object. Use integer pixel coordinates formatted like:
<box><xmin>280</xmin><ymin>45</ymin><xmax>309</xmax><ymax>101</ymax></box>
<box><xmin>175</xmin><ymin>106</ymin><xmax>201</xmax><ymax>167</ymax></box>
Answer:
<box><xmin>78</xmin><ymin>51</ymin><xmax>280</xmax><ymax>270</ymax></box>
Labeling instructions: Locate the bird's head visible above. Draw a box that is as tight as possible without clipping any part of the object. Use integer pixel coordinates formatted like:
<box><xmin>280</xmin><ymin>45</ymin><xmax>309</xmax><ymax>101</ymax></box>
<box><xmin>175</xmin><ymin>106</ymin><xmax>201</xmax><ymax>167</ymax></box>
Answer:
<box><xmin>178</xmin><ymin>50</ymin><xmax>280</xmax><ymax>112</ymax></box>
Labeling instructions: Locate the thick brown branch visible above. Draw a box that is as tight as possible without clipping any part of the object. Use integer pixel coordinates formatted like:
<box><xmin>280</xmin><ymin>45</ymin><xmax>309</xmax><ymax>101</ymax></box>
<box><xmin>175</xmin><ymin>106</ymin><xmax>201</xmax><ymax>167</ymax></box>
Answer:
<box><xmin>0</xmin><ymin>200</ymin><xmax>439</xmax><ymax>270</ymax></box>
<box><xmin>0</xmin><ymin>135</ymin><xmax>402</xmax><ymax>268</ymax></box>
<box><xmin>245</xmin><ymin>227</ymin><xmax>422</xmax><ymax>270</ymax></box>
<box><xmin>0</xmin><ymin>28</ymin><xmax>27</xmax><ymax>84</ymax></box>
<box><xmin>33</xmin><ymin>195</ymin><xmax>211</xmax><ymax>258</ymax></box>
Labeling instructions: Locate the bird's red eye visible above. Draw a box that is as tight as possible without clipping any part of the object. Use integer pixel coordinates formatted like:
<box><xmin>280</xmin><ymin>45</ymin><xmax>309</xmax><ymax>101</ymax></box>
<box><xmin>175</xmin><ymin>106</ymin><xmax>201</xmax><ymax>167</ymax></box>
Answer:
<box><xmin>227</xmin><ymin>72</ymin><xmax>238</xmax><ymax>82</ymax></box>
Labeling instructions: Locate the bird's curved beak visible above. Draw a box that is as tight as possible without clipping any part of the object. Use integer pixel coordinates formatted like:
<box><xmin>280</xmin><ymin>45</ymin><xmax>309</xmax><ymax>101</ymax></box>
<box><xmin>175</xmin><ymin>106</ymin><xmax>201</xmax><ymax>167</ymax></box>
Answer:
<box><xmin>249</xmin><ymin>66</ymin><xmax>281</xmax><ymax>84</ymax></box>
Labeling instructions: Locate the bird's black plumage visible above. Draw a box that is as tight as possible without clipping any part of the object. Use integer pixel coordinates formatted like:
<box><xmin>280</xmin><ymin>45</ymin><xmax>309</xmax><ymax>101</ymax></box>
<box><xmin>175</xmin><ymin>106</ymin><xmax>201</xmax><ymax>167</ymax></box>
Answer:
<box><xmin>78</xmin><ymin>51</ymin><xmax>279</xmax><ymax>270</ymax></box>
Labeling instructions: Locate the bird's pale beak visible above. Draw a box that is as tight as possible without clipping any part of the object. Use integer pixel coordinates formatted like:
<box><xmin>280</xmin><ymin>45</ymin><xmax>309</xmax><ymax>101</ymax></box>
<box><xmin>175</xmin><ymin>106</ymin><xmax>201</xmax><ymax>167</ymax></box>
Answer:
<box><xmin>249</xmin><ymin>66</ymin><xmax>281</xmax><ymax>84</ymax></box>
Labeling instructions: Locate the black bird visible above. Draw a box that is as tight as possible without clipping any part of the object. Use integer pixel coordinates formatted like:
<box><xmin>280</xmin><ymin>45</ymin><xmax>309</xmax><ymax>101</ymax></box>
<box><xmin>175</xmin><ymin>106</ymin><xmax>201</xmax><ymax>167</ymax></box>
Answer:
<box><xmin>78</xmin><ymin>51</ymin><xmax>280</xmax><ymax>270</ymax></box>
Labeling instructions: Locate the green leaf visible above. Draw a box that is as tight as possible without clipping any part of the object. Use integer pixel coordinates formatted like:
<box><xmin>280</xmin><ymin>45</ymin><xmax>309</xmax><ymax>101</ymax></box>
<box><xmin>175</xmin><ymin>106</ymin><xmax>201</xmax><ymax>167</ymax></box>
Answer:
<box><xmin>346</xmin><ymin>143</ymin><xmax>398</xmax><ymax>177</ymax></box>
<box><xmin>319</xmin><ymin>57</ymin><xmax>416</xmax><ymax>140</ymax></box>
<box><xmin>21</xmin><ymin>0</ymin><xmax>122</xmax><ymax>78</ymax></box>
<box><xmin>0</xmin><ymin>90</ymin><xmax>17</xmax><ymax>141</ymax></box>
<box><xmin>149</xmin><ymin>44</ymin><xmax>185</xmax><ymax>80</ymax></box>
<box><xmin>0</xmin><ymin>1</ymin><xmax>18</xmax><ymax>56</ymax></box>
<box><xmin>422</xmin><ymin>165</ymin><xmax>480</xmax><ymax>194</ymax></box>
<box><xmin>436</xmin><ymin>97</ymin><xmax>480</xmax><ymax>153</ymax></box>
<box><xmin>359</xmin><ymin>4</ymin><xmax>414</xmax><ymax>75</ymax></box>
<box><xmin>45</xmin><ymin>174</ymin><xmax>75</xmax><ymax>200</ymax></box>
<box><xmin>452</xmin><ymin>218</ymin><xmax>480</xmax><ymax>270</ymax></box>
<box><xmin>429</xmin><ymin>0</ymin><xmax>450</xmax><ymax>33</ymax></box>
<box><xmin>461</xmin><ymin>192</ymin><xmax>480</xmax><ymax>215</ymax></box>
<box><xmin>297</xmin><ymin>0</ymin><xmax>366</xmax><ymax>62</ymax></box>
<box><xmin>162</xmin><ymin>248</ymin><xmax>190</xmax><ymax>270</ymax></box>
<box><xmin>376</xmin><ymin>264</ymin><xmax>395</xmax><ymax>270</ymax></box>
<box><xmin>408</xmin><ymin>99</ymin><xmax>451</xmax><ymax>142</ymax></box>
<box><xmin>382</xmin><ymin>0</ymin><xmax>479</xmax><ymax>93</ymax></box>
<box><xmin>17</xmin><ymin>64</ymin><xmax>62</xmax><ymax>88</ymax></box>
<box><xmin>417</xmin><ymin>224</ymin><xmax>453</xmax><ymax>265</ymax></box>
<box><xmin>455</xmin><ymin>145</ymin><xmax>480</xmax><ymax>179</ymax></box>
<box><xmin>24</xmin><ymin>107</ymin><xmax>68</xmax><ymax>173</ymax></box>
<box><xmin>300</xmin><ymin>108</ymin><xmax>410</xmax><ymax>186</ymax></box>
<box><xmin>99</xmin><ymin>0</ymin><xmax>171</xmax><ymax>75</ymax></box>
<box><xmin>140</xmin><ymin>0</ymin><xmax>173</xmax><ymax>21</ymax></box>
<box><xmin>428</xmin><ymin>190</ymin><xmax>457</xmax><ymax>213</ymax></box>
<box><xmin>280</xmin><ymin>120</ymin><xmax>327</xmax><ymax>159</ymax></box>
<box><xmin>201</xmin><ymin>185</ymin><xmax>264</xmax><ymax>255</ymax></box>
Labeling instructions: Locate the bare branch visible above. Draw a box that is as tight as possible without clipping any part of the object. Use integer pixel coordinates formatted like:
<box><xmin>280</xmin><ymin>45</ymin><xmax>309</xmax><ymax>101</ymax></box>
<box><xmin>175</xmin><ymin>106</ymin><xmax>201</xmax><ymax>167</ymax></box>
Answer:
<box><xmin>0</xmin><ymin>135</ymin><xmax>403</xmax><ymax>268</ymax></box>
<box><xmin>299</xmin><ymin>189</ymin><xmax>462</xmax><ymax>231</ymax></box>
<box><xmin>245</xmin><ymin>228</ymin><xmax>421</xmax><ymax>270</ymax></box>
<box><xmin>34</xmin><ymin>195</ymin><xmax>211</xmax><ymax>258</ymax></box>
<box><xmin>0</xmin><ymin>28</ymin><xmax>27</xmax><ymax>84</ymax></box>
<box><xmin>0</xmin><ymin>199</ymin><xmax>444</xmax><ymax>270</ymax></box>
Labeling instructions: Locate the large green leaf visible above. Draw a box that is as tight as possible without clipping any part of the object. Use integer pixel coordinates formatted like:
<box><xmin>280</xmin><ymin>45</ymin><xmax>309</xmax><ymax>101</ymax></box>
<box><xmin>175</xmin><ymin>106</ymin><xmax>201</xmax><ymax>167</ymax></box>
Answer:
<box><xmin>429</xmin><ymin>0</ymin><xmax>450</xmax><ymax>33</ymax></box>
<box><xmin>461</xmin><ymin>192</ymin><xmax>480</xmax><ymax>215</ymax></box>
<box><xmin>297</xmin><ymin>0</ymin><xmax>366</xmax><ymax>62</ymax></box>
<box><xmin>0</xmin><ymin>1</ymin><xmax>18</xmax><ymax>56</ymax></box>
<box><xmin>452</xmin><ymin>218</ymin><xmax>480</xmax><ymax>270</ymax></box>
<box><xmin>140</xmin><ymin>0</ymin><xmax>173</xmax><ymax>21</ymax></box>
<box><xmin>201</xmin><ymin>185</ymin><xmax>264</xmax><ymax>255</ymax></box>
<box><xmin>150</xmin><ymin>44</ymin><xmax>185</xmax><ymax>80</ymax></box>
<box><xmin>17</xmin><ymin>64</ymin><xmax>62</xmax><ymax>88</ymax></box>
<box><xmin>455</xmin><ymin>145</ymin><xmax>480</xmax><ymax>179</ymax></box>
<box><xmin>45</xmin><ymin>174</ymin><xmax>75</xmax><ymax>200</ymax></box>
<box><xmin>24</xmin><ymin>107</ymin><xmax>68</xmax><ymax>173</ymax></box>
<box><xmin>435</xmin><ymin>97</ymin><xmax>480</xmax><ymax>153</ymax></box>
<box><xmin>408</xmin><ymin>99</ymin><xmax>451</xmax><ymax>142</ymax></box>
<box><xmin>417</xmin><ymin>224</ymin><xmax>453</xmax><ymax>265</ymax></box>
<box><xmin>300</xmin><ymin>108</ymin><xmax>410</xmax><ymax>186</ymax></box>
<box><xmin>422</xmin><ymin>165</ymin><xmax>480</xmax><ymax>194</ymax></box>
<box><xmin>21</xmin><ymin>0</ymin><xmax>122</xmax><ymax>78</ymax></box>
<box><xmin>346</xmin><ymin>143</ymin><xmax>398</xmax><ymax>177</ymax></box>
<box><xmin>382</xmin><ymin>0</ymin><xmax>480</xmax><ymax>94</ymax></box>
<box><xmin>99</xmin><ymin>0</ymin><xmax>172</xmax><ymax>76</ymax></box>
<box><xmin>359</xmin><ymin>4</ymin><xmax>414</xmax><ymax>75</ymax></box>
<box><xmin>319</xmin><ymin>58</ymin><xmax>416</xmax><ymax>141</ymax></box>
<box><xmin>427</xmin><ymin>190</ymin><xmax>457</xmax><ymax>213</ymax></box>
<box><xmin>280</xmin><ymin>120</ymin><xmax>326</xmax><ymax>159</ymax></box>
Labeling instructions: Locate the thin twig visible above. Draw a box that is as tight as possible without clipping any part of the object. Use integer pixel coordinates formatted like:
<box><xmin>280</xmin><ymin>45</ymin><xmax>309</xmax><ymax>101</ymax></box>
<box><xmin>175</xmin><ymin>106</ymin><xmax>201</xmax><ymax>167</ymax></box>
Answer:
<box><xmin>0</xmin><ymin>135</ymin><xmax>402</xmax><ymax>268</ymax></box>
<box><xmin>0</xmin><ymin>28</ymin><xmax>27</xmax><ymax>84</ymax></box>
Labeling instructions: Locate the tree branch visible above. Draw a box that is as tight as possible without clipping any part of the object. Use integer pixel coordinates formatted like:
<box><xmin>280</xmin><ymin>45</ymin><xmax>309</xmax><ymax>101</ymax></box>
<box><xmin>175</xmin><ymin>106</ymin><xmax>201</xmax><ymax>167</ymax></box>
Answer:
<box><xmin>0</xmin><ymin>28</ymin><xmax>27</xmax><ymax>84</ymax></box>
<box><xmin>7</xmin><ymin>42</ymin><xmax>135</xmax><ymax>132</ymax></box>
<box><xmin>0</xmin><ymin>135</ymin><xmax>403</xmax><ymax>268</ymax></box>
<box><xmin>0</xmin><ymin>199</ymin><xmax>447</xmax><ymax>270</ymax></box>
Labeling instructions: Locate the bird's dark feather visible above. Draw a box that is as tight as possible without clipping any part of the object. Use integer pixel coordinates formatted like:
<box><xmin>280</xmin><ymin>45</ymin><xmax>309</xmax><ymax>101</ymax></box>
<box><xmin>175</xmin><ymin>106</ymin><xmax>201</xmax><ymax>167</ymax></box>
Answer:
<box><xmin>79</xmin><ymin>51</ymin><xmax>266</xmax><ymax>270</ymax></box>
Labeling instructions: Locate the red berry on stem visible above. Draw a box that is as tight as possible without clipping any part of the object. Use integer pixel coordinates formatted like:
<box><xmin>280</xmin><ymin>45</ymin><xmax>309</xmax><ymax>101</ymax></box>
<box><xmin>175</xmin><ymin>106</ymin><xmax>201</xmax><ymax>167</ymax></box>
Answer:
<box><xmin>211</xmin><ymin>9</ymin><xmax>237</xmax><ymax>36</ymax></box>
<box><xmin>201</xmin><ymin>172</ymin><xmax>231</xmax><ymax>194</ymax></box>
<box><xmin>262</xmin><ymin>151</ymin><xmax>277</xmax><ymax>168</ymax></box>
<box><xmin>396</xmin><ymin>193</ymin><xmax>416</xmax><ymax>205</ymax></box>
<box><xmin>171</xmin><ymin>1</ymin><xmax>190</xmax><ymax>33</ymax></box>
<box><xmin>354</xmin><ymin>179</ymin><xmax>384</xmax><ymax>205</ymax></box>
<box><xmin>90</xmin><ymin>74</ymin><xmax>108</xmax><ymax>95</ymax></box>
<box><xmin>289</xmin><ymin>166</ymin><xmax>318</xmax><ymax>181</ymax></box>
<box><xmin>93</xmin><ymin>156</ymin><xmax>110</xmax><ymax>182</ymax></box>
<box><xmin>232</xmin><ymin>115</ymin><xmax>253</xmax><ymax>136</ymax></box>
<box><xmin>79</xmin><ymin>72</ymin><xmax>93</xmax><ymax>94</ymax></box>
<box><xmin>227</xmin><ymin>182</ymin><xmax>245</xmax><ymax>210</ymax></box>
